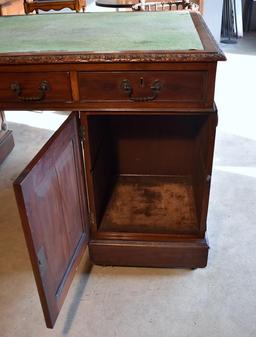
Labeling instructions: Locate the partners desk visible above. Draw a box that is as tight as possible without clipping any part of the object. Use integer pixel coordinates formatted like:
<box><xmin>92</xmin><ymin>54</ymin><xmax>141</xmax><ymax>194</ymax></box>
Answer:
<box><xmin>0</xmin><ymin>12</ymin><xmax>225</xmax><ymax>328</ymax></box>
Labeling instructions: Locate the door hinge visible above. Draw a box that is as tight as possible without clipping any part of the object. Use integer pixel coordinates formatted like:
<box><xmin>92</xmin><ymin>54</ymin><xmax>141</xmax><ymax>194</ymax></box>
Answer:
<box><xmin>89</xmin><ymin>211</ymin><xmax>95</xmax><ymax>226</ymax></box>
<box><xmin>80</xmin><ymin>124</ymin><xmax>86</xmax><ymax>142</ymax></box>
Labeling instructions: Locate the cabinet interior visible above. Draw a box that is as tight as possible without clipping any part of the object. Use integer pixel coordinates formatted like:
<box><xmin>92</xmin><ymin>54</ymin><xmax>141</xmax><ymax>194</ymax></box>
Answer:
<box><xmin>86</xmin><ymin>114</ymin><xmax>209</xmax><ymax>235</ymax></box>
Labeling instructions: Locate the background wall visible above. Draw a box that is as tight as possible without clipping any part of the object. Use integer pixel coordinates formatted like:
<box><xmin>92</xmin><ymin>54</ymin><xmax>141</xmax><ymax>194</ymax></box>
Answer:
<box><xmin>203</xmin><ymin>0</ymin><xmax>224</xmax><ymax>42</ymax></box>
<box><xmin>203</xmin><ymin>0</ymin><xmax>256</xmax><ymax>42</ymax></box>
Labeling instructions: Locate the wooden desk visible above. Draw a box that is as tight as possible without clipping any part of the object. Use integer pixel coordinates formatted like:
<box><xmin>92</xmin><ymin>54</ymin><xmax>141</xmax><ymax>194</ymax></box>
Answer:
<box><xmin>0</xmin><ymin>12</ymin><xmax>225</xmax><ymax>328</ymax></box>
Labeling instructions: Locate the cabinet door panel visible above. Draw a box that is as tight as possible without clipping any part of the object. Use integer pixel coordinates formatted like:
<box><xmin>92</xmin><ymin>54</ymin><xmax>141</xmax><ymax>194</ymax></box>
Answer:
<box><xmin>14</xmin><ymin>112</ymin><xmax>89</xmax><ymax>328</ymax></box>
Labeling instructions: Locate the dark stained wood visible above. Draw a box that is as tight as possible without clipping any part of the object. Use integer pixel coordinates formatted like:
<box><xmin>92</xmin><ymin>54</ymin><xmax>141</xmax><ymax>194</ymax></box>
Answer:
<box><xmin>0</xmin><ymin>72</ymin><xmax>72</xmax><ymax>105</ymax></box>
<box><xmin>0</xmin><ymin>110</ymin><xmax>14</xmax><ymax>164</ymax></box>
<box><xmin>13</xmin><ymin>112</ymin><xmax>89</xmax><ymax>328</ymax></box>
<box><xmin>83</xmin><ymin>115</ymin><xmax>116</xmax><ymax>228</ymax></box>
<box><xmin>191</xmin><ymin>11</ymin><xmax>225</xmax><ymax>58</ymax></box>
<box><xmin>24</xmin><ymin>0</ymin><xmax>85</xmax><ymax>14</ymax></box>
<box><xmin>0</xmin><ymin>63</ymin><xmax>218</xmax><ymax>111</ymax></box>
<box><xmin>195</xmin><ymin>111</ymin><xmax>218</xmax><ymax>234</ymax></box>
<box><xmin>0</xmin><ymin>12</ymin><xmax>225</xmax><ymax>327</ymax></box>
<box><xmin>89</xmin><ymin>238</ymin><xmax>209</xmax><ymax>268</ymax></box>
<box><xmin>70</xmin><ymin>71</ymin><xmax>80</xmax><ymax>102</ymax></box>
<box><xmin>81</xmin><ymin>114</ymin><xmax>212</xmax><ymax>239</ymax></box>
<box><xmin>107</xmin><ymin>114</ymin><xmax>205</xmax><ymax>175</ymax></box>
<box><xmin>93</xmin><ymin>230</ymin><xmax>202</xmax><ymax>241</ymax></box>
<box><xmin>78</xmin><ymin>70</ymin><xmax>208</xmax><ymax>108</ymax></box>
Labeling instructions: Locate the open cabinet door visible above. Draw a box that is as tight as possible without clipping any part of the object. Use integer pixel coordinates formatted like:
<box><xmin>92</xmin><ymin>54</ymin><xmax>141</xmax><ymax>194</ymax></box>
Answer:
<box><xmin>13</xmin><ymin>112</ymin><xmax>89</xmax><ymax>328</ymax></box>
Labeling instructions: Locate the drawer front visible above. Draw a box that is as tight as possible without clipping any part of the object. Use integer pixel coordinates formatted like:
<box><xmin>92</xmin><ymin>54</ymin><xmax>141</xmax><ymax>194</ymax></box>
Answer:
<box><xmin>78</xmin><ymin>71</ymin><xmax>208</xmax><ymax>105</ymax></box>
<box><xmin>0</xmin><ymin>72</ymin><xmax>72</xmax><ymax>103</ymax></box>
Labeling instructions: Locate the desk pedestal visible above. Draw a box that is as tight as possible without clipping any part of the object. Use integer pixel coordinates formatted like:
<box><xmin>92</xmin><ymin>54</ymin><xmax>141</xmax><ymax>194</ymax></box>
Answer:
<box><xmin>0</xmin><ymin>111</ymin><xmax>14</xmax><ymax>164</ymax></box>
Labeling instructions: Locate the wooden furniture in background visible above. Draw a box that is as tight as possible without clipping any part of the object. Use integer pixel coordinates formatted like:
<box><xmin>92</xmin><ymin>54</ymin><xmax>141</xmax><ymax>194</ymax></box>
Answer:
<box><xmin>0</xmin><ymin>12</ymin><xmax>225</xmax><ymax>328</ymax></box>
<box><xmin>24</xmin><ymin>0</ymin><xmax>85</xmax><ymax>14</ymax></box>
<box><xmin>0</xmin><ymin>2</ymin><xmax>16</xmax><ymax>164</ymax></box>
<box><xmin>132</xmin><ymin>0</ymin><xmax>202</xmax><ymax>12</ymax></box>
<box><xmin>96</xmin><ymin>0</ymin><xmax>138</xmax><ymax>9</ymax></box>
<box><xmin>0</xmin><ymin>0</ymin><xmax>24</xmax><ymax>15</ymax></box>
<box><xmin>194</xmin><ymin>0</ymin><xmax>203</xmax><ymax>13</ymax></box>
<box><xmin>0</xmin><ymin>111</ymin><xmax>14</xmax><ymax>164</ymax></box>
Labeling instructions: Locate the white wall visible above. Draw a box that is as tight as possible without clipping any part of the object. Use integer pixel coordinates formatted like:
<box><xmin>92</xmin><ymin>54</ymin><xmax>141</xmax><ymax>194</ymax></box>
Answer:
<box><xmin>203</xmin><ymin>0</ymin><xmax>244</xmax><ymax>42</ymax></box>
<box><xmin>203</xmin><ymin>0</ymin><xmax>224</xmax><ymax>42</ymax></box>
<box><xmin>236</xmin><ymin>0</ymin><xmax>244</xmax><ymax>36</ymax></box>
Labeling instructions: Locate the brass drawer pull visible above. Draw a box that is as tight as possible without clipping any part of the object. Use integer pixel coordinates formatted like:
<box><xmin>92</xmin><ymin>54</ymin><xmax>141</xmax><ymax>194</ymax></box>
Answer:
<box><xmin>10</xmin><ymin>80</ymin><xmax>50</xmax><ymax>102</ymax></box>
<box><xmin>121</xmin><ymin>79</ymin><xmax>161</xmax><ymax>102</ymax></box>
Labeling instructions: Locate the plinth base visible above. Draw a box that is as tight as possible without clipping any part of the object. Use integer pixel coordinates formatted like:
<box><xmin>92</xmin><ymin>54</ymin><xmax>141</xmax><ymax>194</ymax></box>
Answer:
<box><xmin>89</xmin><ymin>238</ymin><xmax>209</xmax><ymax>268</ymax></box>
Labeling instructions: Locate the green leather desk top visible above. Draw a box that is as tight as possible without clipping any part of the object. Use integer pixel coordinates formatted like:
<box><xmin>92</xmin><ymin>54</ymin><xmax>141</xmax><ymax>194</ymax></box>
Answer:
<box><xmin>0</xmin><ymin>11</ymin><xmax>203</xmax><ymax>53</ymax></box>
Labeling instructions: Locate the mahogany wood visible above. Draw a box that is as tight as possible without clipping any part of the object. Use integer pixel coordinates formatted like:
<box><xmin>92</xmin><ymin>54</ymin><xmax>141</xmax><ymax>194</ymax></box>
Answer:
<box><xmin>78</xmin><ymin>70</ymin><xmax>208</xmax><ymax>106</ymax></box>
<box><xmin>0</xmin><ymin>12</ymin><xmax>225</xmax><ymax>328</ymax></box>
<box><xmin>81</xmin><ymin>113</ymin><xmax>214</xmax><ymax>239</ymax></box>
<box><xmin>13</xmin><ymin>112</ymin><xmax>90</xmax><ymax>328</ymax></box>
<box><xmin>89</xmin><ymin>238</ymin><xmax>209</xmax><ymax>268</ymax></box>
<box><xmin>0</xmin><ymin>72</ymin><xmax>72</xmax><ymax>104</ymax></box>
<box><xmin>24</xmin><ymin>0</ymin><xmax>85</xmax><ymax>14</ymax></box>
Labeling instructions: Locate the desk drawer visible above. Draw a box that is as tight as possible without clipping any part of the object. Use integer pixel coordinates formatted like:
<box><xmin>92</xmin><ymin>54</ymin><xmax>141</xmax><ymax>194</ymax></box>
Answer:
<box><xmin>78</xmin><ymin>71</ymin><xmax>208</xmax><ymax>106</ymax></box>
<box><xmin>0</xmin><ymin>72</ymin><xmax>72</xmax><ymax>104</ymax></box>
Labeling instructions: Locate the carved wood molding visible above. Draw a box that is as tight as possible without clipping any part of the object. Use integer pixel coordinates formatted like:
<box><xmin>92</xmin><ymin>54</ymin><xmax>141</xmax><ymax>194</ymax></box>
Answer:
<box><xmin>0</xmin><ymin>12</ymin><xmax>225</xmax><ymax>65</ymax></box>
<box><xmin>0</xmin><ymin>50</ymin><xmax>226</xmax><ymax>65</ymax></box>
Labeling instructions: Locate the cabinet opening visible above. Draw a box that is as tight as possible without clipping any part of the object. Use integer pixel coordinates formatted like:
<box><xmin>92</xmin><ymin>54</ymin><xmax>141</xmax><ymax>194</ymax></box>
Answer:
<box><xmin>85</xmin><ymin>114</ymin><xmax>210</xmax><ymax>235</ymax></box>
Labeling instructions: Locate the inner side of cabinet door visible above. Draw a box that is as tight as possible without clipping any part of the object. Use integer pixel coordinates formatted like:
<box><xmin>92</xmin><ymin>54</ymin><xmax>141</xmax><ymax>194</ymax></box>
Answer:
<box><xmin>14</xmin><ymin>112</ymin><xmax>89</xmax><ymax>328</ymax></box>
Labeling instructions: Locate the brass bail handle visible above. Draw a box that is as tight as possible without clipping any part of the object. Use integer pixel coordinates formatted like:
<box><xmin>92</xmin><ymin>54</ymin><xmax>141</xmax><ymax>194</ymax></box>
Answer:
<box><xmin>10</xmin><ymin>80</ymin><xmax>50</xmax><ymax>102</ymax></box>
<box><xmin>121</xmin><ymin>79</ymin><xmax>161</xmax><ymax>102</ymax></box>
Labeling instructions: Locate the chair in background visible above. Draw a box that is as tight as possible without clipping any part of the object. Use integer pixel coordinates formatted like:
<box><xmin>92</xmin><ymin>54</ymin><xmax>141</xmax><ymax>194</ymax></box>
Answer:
<box><xmin>132</xmin><ymin>0</ymin><xmax>199</xmax><ymax>12</ymax></box>
<box><xmin>23</xmin><ymin>0</ymin><xmax>85</xmax><ymax>14</ymax></box>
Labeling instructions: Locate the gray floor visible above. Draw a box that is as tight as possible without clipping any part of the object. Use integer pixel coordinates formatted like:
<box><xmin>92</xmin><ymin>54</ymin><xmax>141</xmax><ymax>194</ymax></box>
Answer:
<box><xmin>0</xmin><ymin>33</ymin><xmax>256</xmax><ymax>337</ymax></box>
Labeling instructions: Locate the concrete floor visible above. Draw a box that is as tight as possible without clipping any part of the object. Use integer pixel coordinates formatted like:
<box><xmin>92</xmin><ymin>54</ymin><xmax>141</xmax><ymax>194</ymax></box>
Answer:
<box><xmin>1</xmin><ymin>33</ymin><xmax>256</xmax><ymax>336</ymax></box>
